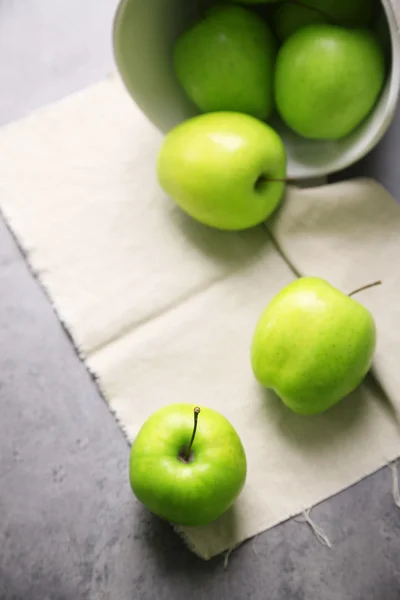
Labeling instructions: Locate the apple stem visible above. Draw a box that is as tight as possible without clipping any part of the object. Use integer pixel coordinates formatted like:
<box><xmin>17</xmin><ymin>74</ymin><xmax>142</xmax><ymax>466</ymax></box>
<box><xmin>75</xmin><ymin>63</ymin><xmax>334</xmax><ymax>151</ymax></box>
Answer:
<box><xmin>348</xmin><ymin>280</ymin><xmax>382</xmax><ymax>297</ymax></box>
<box><xmin>266</xmin><ymin>177</ymin><xmax>297</xmax><ymax>184</ymax></box>
<box><xmin>254</xmin><ymin>175</ymin><xmax>296</xmax><ymax>191</ymax></box>
<box><xmin>185</xmin><ymin>407</ymin><xmax>201</xmax><ymax>461</ymax></box>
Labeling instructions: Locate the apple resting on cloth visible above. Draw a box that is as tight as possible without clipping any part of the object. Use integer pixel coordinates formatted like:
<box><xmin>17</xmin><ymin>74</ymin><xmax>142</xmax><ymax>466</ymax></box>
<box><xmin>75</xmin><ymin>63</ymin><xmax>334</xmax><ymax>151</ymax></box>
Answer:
<box><xmin>129</xmin><ymin>404</ymin><xmax>247</xmax><ymax>527</ymax></box>
<box><xmin>274</xmin><ymin>25</ymin><xmax>385</xmax><ymax>140</ymax></box>
<box><xmin>173</xmin><ymin>4</ymin><xmax>276</xmax><ymax>120</ymax></box>
<box><xmin>273</xmin><ymin>0</ymin><xmax>376</xmax><ymax>41</ymax></box>
<box><xmin>251</xmin><ymin>278</ymin><xmax>377</xmax><ymax>415</ymax></box>
<box><xmin>157</xmin><ymin>112</ymin><xmax>286</xmax><ymax>231</ymax></box>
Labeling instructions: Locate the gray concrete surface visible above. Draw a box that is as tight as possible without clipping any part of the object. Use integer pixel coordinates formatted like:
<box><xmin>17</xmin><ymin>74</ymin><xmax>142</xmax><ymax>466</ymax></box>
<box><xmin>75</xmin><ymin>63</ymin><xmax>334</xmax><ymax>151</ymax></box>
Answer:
<box><xmin>1</xmin><ymin>2</ymin><xmax>400</xmax><ymax>599</ymax></box>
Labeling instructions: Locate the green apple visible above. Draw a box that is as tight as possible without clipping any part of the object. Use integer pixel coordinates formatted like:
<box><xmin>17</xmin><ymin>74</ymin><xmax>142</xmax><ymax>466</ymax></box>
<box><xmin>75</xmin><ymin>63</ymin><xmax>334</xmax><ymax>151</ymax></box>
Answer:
<box><xmin>230</xmin><ymin>0</ymin><xmax>283</xmax><ymax>3</ymax></box>
<box><xmin>129</xmin><ymin>404</ymin><xmax>247</xmax><ymax>526</ymax></box>
<box><xmin>157</xmin><ymin>112</ymin><xmax>286</xmax><ymax>230</ymax></box>
<box><xmin>251</xmin><ymin>277</ymin><xmax>377</xmax><ymax>415</ymax></box>
<box><xmin>275</xmin><ymin>25</ymin><xmax>386</xmax><ymax>140</ymax></box>
<box><xmin>273</xmin><ymin>0</ymin><xmax>376</xmax><ymax>40</ymax></box>
<box><xmin>375</xmin><ymin>9</ymin><xmax>391</xmax><ymax>58</ymax></box>
<box><xmin>273</xmin><ymin>3</ymin><xmax>328</xmax><ymax>41</ymax></box>
<box><xmin>173</xmin><ymin>4</ymin><xmax>276</xmax><ymax>120</ymax></box>
<box><xmin>303</xmin><ymin>0</ymin><xmax>376</xmax><ymax>26</ymax></box>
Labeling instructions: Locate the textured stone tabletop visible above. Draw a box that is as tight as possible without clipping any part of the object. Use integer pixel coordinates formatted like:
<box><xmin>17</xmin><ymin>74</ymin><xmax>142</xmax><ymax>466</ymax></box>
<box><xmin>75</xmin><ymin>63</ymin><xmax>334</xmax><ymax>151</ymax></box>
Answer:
<box><xmin>1</xmin><ymin>2</ymin><xmax>400</xmax><ymax>599</ymax></box>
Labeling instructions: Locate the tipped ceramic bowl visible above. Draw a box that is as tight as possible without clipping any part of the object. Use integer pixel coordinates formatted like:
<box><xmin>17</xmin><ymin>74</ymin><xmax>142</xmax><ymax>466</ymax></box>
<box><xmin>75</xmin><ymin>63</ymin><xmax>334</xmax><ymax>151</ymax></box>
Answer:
<box><xmin>113</xmin><ymin>0</ymin><xmax>400</xmax><ymax>179</ymax></box>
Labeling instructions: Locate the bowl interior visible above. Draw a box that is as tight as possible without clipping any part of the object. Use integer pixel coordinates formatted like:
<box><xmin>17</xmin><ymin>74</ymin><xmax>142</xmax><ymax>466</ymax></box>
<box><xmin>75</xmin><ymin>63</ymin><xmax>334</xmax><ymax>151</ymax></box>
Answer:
<box><xmin>114</xmin><ymin>0</ymin><xmax>400</xmax><ymax>180</ymax></box>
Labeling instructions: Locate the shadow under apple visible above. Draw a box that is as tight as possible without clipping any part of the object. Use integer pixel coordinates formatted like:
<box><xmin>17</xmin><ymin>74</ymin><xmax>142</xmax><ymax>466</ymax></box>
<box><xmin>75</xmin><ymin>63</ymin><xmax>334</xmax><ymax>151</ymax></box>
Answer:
<box><xmin>131</xmin><ymin>501</ymin><xmax>233</xmax><ymax>575</ymax></box>
<box><xmin>167</xmin><ymin>201</ymin><xmax>272</xmax><ymax>270</ymax></box>
<box><xmin>257</xmin><ymin>376</ymin><xmax>372</xmax><ymax>454</ymax></box>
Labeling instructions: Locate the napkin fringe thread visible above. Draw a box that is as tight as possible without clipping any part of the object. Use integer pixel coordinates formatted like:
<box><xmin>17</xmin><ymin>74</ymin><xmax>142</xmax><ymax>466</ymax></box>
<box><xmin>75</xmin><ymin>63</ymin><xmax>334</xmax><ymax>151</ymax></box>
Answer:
<box><xmin>295</xmin><ymin>508</ymin><xmax>332</xmax><ymax>548</ymax></box>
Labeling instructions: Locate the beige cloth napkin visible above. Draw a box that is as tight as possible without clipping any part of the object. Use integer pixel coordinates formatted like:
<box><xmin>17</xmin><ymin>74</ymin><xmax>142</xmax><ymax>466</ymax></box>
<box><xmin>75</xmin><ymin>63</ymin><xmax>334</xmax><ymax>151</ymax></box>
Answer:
<box><xmin>0</xmin><ymin>76</ymin><xmax>399</xmax><ymax>559</ymax></box>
